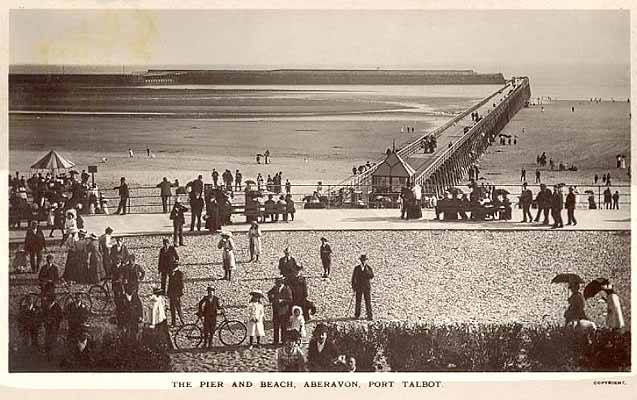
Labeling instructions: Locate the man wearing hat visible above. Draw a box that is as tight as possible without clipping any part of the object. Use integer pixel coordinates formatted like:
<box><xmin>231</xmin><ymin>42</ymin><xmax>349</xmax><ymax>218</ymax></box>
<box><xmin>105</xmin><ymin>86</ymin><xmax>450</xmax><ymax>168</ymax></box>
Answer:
<box><xmin>113</xmin><ymin>177</ymin><xmax>130</xmax><ymax>215</ymax></box>
<box><xmin>38</xmin><ymin>254</ymin><xmax>59</xmax><ymax>299</ymax></box>
<box><xmin>278</xmin><ymin>248</ymin><xmax>299</xmax><ymax>279</ymax></box>
<box><xmin>551</xmin><ymin>184</ymin><xmax>564</xmax><ymax>229</ymax></box>
<box><xmin>198</xmin><ymin>287</ymin><xmax>221</xmax><ymax>348</ymax></box>
<box><xmin>351</xmin><ymin>254</ymin><xmax>374</xmax><ymax>321</ymax></box>
<box><xmin>534</xmin><ymin>184</ymin><xmax>551</xmax><ymax>224</ymax></box>
<box><xmin>319</xmin><ymin>237</ymin><xmax>332</xmax><ymax>278</ymax></box>
<box><xmin>170</xmin><ymin>198</ymin><xmax>189</xmax><ymax>246</ymax></box>
<box><xmin>41</xmin><ymin>293</ymin><xmax>64</xmax><ymax>357</ymax></box>
<box><xmin>519</xmin><ymin>182</ymin><xmax>533</xmax><ymax>223</ymax></box>
<box><xmin>122</xmin><ymin>253</ymin><xmax>145</xmax><ymax>295</ymax></box>
<box><xmin>267</xmin><ymin>277</ymin><xmax>293</xmax><ymax>345</ymax></box>
<box><xmin>24</xmin><ymin>220</ymin><xmax>46</xmax><ymax>273</ymax></box>
<box><xmin>158</xmin><ymin>238</ymin><xmax>179</xmax><ymax>292</ymax></box>
<box><xmin>167</xmin><ymin>263</ymin><xmax>185</xmax><ymax>326</ymax></box>
<box><xmin>565</xmin><ymin>186</ymin><xmax>577</xmax><ymax>226</ymax></box>
<box><xmin>287</xmin><ymin>265</ymin><xmax>309</xmax><ymax>320</ymax></box>
<box><xmin>98</xmin><ymin>227</ymin><xmax>114</xmax><ymax>277</ymax></box>
<box><xmin>86</xmin><ymin>232</ymin><xmax>105</xmax><ymax>284</ymax></box>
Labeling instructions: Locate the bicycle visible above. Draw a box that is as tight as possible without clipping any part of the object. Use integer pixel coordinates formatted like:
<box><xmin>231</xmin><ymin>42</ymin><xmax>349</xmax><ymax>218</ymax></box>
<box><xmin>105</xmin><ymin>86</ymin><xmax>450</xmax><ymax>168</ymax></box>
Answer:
<box><xmin>173</xmin><ymin>307</ymin><xmax>247</xmax><ymax>349</ymax></box>
<box><xmin>20</xmin><ymin>280</ymin><xmax>92</xmax><ymax>311</ymax></box>
<box><xmin>87</xmin><ymin>277</ymin><xmax>116</xmax><ymax>314</ymax></box>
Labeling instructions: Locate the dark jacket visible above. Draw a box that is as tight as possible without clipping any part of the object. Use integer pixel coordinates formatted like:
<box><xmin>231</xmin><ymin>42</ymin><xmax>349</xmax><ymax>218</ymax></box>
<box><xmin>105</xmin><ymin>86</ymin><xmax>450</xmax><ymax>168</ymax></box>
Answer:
<box><xmin>287</xmin><ymin>274</ymin><xmax>308</xmax><ymax>306</ymax></box>
<box><xmin>536</xmin><ymin>189</ymin><xmax>550</xmax><ymax>208</ymax></box>
<box><xmin>38</xmin><ymin>263</ymin><xmax>59</xmax><ymax>294</ymax></box>
<box><xmin>170</xmin><ymin>203</ymin><xmax>189</xmax><ymax>225</ymax></box>
<box><xmin>118</xmin><ymin>295</ymin><xmax>143</xmax><ymax>326</ymax></box>
<box><xmin>320</xmin><ymin>243</ymin><xmax>332</xmax><ymax>262</ymax></box>
<box><xmin>268</xmin><ymin>284</ymin><xmax>293</xmax><ymax>316</ymax></box>
<box><xmin>158</xmin><ymin>246</ymin><xmax>179</xmax><ymax>274</ymax></box>
<box><xmin>157</xmin><ymin>180</ymin><xmax>173</xmax><ymax>197</ymax></box>
<box><xmin>197</xmin><ymin>296</ymin><xmax>220</xmax><ymax>320</ymax></box>
<box><xmin>122</xmin><ymin>262</ymin><xmax>145</xmax><ymax>293</ymax></box>
<box><xmin>24</xmin><ymin>227</ymin><xmax>46</xmax><ymax>252</ymax></box>
<box><xmin>307</xmin><ymin>338</ymin><xmax>338</xmax><ymax>372</ymax></box>
<box><xmin>114</xmin><ymin>183</ymin><xmax>129</xmax><ymax>198</ymax></box>
<box><xmin>188</xmin><ymin>179</ymin><xmax>204</xmax><ymax>196</ymax></box>
<box><xmin>520</xmin><ymin>189</ymin><xmax>533</xmax><ymax>205</ymax></box>
<box><xmin>565</xmin><ymin>193</ymin><xmax>576</xmax><ymax>209</ymax></box>
<box><xmin>42</xmin><ymin>301</ymin><xmax>64</xmax><ymax>332</ymax></box>
<box><xmin>110</xmin><ymin>244</ymin><xmax>130</xmax><ymax>265</ymax></box>
<box><xmin>167</xmin><ymin>270</ymin><xmax>184</xmax><ymax>298</ymax></box>
<box><xmin>278</xmin><ymin>256</ymin><xmax>299</xmax><ymax>277</ymax></box>
<box><xmin>564</xmin><ymin>292</ymin><xmax>587</xmax><ymax>323</ymax></box>
<box><xmin>351</xmin><ymin>264</ymin><xmax>374</xmax><ymax>292</ymax></box>
<box><xmin>552</xmin><ymin>191</ymin><xmax>564</xmax><ymax>210</ymax></box>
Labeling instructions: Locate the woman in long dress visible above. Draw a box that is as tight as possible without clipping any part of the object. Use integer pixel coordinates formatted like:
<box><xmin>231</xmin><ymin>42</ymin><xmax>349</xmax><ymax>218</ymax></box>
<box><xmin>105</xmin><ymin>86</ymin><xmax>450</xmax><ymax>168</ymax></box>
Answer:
<box><xmin>246</xmin><ymin>291</ymin><xmax>265</xmax><ymax>349</ymax></box>
<box><xmin>86</xmin><ymin>233</ymin><xmax>105</xmax><ymax>284</ymax></box>
<box><xmin>62</xmin><ymin>228</ymin><xmax>80</xmax><ymax>282</ymax></box>
<box><xmin>247</xmin><ymin>221</ymin><xmax>262</xmax><ymax>262</ymax></box>
<box><xmin>74</xmin><ymin>231</ymin><xmax>90</xmax><ymax>283</ymax></box>
<box><xmin>218</xmin><ymin>232</ymin><xmax>236</xmax><ymax>281</ymax></box>
<box><xmin>603</xmin><ymin>285</ymin><xmax>625</xmax><ymax>332</ymax></box>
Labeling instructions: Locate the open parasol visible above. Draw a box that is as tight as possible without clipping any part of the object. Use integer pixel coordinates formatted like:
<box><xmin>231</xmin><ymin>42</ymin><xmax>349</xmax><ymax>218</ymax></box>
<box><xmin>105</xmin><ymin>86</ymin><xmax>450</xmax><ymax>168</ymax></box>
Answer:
<box><xmin>551</xmin><ymin>273</ymin><xmax>584</xmax><ymax>285</ymax></box>
<box><xmin>583</xmin><ymin>278</ymin><xmax>610</xmax><ymax>299</ymax></box>
<box><xmin>30</xmin><ymin>150</ymin><xmax>76</xmax><ymax>174</ymax></box>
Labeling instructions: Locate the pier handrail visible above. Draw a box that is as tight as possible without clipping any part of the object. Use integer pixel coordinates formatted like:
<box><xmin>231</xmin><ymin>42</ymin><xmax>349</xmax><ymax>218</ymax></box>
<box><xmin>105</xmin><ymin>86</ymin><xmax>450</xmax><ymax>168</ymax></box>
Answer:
<box><xmin>414</xmin><ymin>78</ymin><xmax>529</xmax><ymax>186</ymax></box>
<box><xmin>332</xmin><ymin>80</ymin><xmax>515</xmax><ymax>191</ymax></box>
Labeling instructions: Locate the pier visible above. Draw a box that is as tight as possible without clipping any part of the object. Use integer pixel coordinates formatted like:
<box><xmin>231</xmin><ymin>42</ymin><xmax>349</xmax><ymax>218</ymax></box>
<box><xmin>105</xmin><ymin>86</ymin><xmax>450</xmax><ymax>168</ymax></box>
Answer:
<box><xmin>337</xmin><ymin>77</ymin><xmax>532</xmax><ymax>196</ymax></box>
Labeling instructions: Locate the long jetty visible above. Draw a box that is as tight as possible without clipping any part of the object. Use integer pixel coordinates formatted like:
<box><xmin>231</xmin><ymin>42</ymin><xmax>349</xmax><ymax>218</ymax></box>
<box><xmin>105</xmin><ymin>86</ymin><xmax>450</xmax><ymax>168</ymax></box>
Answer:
<box><xmin>335</xmin><ymin>77</ymin><xmax>531</xmax><ymax>196</ymax></box>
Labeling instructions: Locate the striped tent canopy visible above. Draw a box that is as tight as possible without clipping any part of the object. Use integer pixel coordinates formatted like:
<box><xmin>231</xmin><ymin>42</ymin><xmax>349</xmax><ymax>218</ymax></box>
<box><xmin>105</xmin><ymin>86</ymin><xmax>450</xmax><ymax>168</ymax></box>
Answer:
<box><xmin>30</xmin><ymin>150</ymin><xmax>75</xmax><ymax>171</ymax></box>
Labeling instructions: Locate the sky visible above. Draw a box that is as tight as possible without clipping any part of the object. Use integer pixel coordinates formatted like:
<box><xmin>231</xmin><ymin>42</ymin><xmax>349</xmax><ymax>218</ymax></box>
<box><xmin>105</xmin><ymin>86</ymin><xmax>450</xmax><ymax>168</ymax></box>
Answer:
<box><xmin>9</xmin><ymin>9</ymin><xmax>630</xmax><ymax>69</ymax></box>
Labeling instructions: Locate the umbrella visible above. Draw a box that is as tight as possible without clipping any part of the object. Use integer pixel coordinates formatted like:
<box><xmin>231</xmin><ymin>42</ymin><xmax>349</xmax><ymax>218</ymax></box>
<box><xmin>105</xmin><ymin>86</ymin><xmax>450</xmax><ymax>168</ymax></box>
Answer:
<box><xmin>584</xmin><ymin>190</ymin><xmax>595</xmax><ymax>195</ymax></box>
<box><xmin>492</xmin><ymin>188</ymin><xmax>510</xmax><ymax>197</ymax></box>
<box><xmin>498</xmin><ymin>133</ymin><xmax>512</xmax><ymax>138</ymax></box>
<box><xmin>30</xmin><ymin>150</ymin><xmax>75</xmax><ymax>172</ymax></box>
<box><xmin>244</xmin><ymin>180</ymin><xmax>256</xmax><ymax>185</ymax></box>
<box><xmin>249</xmin><ymin>290</ymin><xmax>265</xmax><ymax>299</ymax></box>
<box><xmin>584</xmin><ymin>278</ymin><xmax>610</xmax><ymax>299</ymax></box>
<box><xmin>551</xmin><ymin>273</ymin><xmax>584</xmax><ymax>285</ymax></box>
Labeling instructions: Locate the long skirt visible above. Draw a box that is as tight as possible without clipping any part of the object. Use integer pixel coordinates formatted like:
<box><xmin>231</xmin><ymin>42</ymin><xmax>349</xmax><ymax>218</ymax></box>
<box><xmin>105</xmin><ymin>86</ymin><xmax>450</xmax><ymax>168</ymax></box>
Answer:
<box><xmin>222</xmin><ymin>250</ymin><xmax>236</xmax><ymax>271</ymax></box>
<box><xmin>63</xmin><ymin>250</ymin><xmax>80</xmax><ymax>282</ymax></box>
<box><xmin>249</xmin><ymin>237</ymin><xmax>261</xmax><ymax>257</ymax></box>
<box><xmin>247</xmin><ymin>319</ymin><xmax>265</xmax><ymax>337</ymax></box>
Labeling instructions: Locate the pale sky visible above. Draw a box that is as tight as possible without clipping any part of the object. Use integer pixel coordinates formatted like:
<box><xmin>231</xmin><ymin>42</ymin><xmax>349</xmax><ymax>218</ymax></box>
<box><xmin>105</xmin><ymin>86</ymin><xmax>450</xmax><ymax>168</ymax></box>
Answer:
<box><xmin>10</xmin><ymin>9</ymin><xmax>630</xmax><ymax>69</ymax></box>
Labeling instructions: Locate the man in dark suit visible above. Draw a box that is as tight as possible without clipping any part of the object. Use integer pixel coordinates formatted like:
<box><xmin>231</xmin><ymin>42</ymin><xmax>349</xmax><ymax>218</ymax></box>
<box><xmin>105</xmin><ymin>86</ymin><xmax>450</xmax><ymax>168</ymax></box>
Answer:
<box><xmin>113</xmin><ymin>177</ymin><xmax>129</xmax><ymax>215</ymax></box>
<box><xmin>551</xmin><ymin>185</ymin><xmax>564</xmax><ymax>229</ymax></box>
<box><xmin>267</xmin><ymin>277</ymin><xmax>292</xmax><ymax>345</ymax></box>
<box><xmin>534</xmin><ymin>184</ymin><xmax>550</xmax><ymax>224</ymax></box>
<box><xmin>167</xmin><ymin>264</ymin><xmax>185</xmax><ymax>326</ymax></box>
<box><xmin>519</xmin><ymin>183</ymin><xmax>533</xmax><ymax>223</ymax></box>
<box><xmin>351</xmin><ymin>254</ymin><xmax>374</xmax><ymax>321</ymax></box>
<box><xmin>119</xmin><ymin>289</ymin><xmax>143</xmax><ymax>341</ymax></box>
<box><xmin>158</xmin><ymin>238</ymin><xmax>179</xmax><ymax>291</ymax></box>
<box><xmin>170</xmin><ymin>199</ymin><xmax>189</xmax><ymax>246</ymax></box>
<box><xmin>122</xmin><ymin>253</ymin><xmax>145</xmax><ymax>296</ymax></box>
<box><xmin>64</xmin><ymin>295</ymin><xmax>90</xmax><ymax>342</ymax></box>
<box><xmin>197</xmin><ymin>287</ymin><xmax>220</xmax><ymax>348</ymax></box>
<box><xmin>189</xmin><ymin>192</ymin><xmax>204</xmax><ymax>232</ymax></box>
<box><xmin>287</xmin><ymin>266</ymin><xmax>309</xmax><ymax>320</ymax></box>
<box><xmin>42</xmin><ymin>293</ymin><xmax>64</xmax><ymax>357</ymax></box>
<box><xmin>38</xmin><ymin>255</ymin><xmax>59</xmax><ymax>299</ymax></box>
<box><xmin>565</xmin><ymin>186</ymin><xmax>577</xmax><ymax>225</ymax></box>
<box><xmin>24</xmin><ymin>220</ymin><xmax>46</xmax><ymax>273</ymax></box>
<box><xmin>278</xmin><ymin>248</ymin><xmax>299</xmax><ymax>279</ymax></box>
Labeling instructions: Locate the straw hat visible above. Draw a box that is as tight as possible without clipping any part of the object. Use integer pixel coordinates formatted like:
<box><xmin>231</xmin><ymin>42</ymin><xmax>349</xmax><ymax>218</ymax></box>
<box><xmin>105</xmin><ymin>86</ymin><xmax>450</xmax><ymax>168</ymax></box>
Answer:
<box><xmin>89</xmin><ymin>233</ymin><xmax>98</xmax><ymax>240</ymax></box>
<box><xmin>249</xmin><ymin>289</ymin><xmax>265</xmax><ymax>299</ymax></box>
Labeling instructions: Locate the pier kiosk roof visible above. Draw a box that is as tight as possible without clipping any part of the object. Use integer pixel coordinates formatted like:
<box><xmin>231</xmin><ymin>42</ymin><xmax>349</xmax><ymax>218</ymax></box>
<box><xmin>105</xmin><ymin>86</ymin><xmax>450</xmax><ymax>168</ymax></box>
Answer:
<box><xmin>30</xmin><ymin>150</ymin><xmax>75</xmax><ymax>172</ymax></box>
<box><xmin>372</xmin><ymin>151</ymin><xmax>416</xmax><ymax>192</ymax></box>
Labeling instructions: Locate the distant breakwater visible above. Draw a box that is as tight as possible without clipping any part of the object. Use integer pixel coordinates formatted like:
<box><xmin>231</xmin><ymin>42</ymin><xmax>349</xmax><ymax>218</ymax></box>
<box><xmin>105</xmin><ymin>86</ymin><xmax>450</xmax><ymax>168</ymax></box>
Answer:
<box><xmin>10</xmin><ymin>69</ymin><xmax>505</xmax><ymax>87</ymax></box>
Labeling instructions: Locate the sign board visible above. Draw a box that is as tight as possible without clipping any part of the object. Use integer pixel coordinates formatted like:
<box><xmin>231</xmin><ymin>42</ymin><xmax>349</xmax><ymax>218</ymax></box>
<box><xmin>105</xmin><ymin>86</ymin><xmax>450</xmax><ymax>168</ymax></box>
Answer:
<box><xmin>88</xmin><ymin>165</ymin><xmax>98</xmax><ymax>173</ymax></box>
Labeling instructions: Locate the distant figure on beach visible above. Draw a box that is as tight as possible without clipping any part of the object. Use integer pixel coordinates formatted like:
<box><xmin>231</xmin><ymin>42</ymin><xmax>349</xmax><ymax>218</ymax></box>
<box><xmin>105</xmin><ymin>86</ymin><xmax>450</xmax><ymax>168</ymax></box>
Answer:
<box><xmin>211</xmin><ymin>169</ymin><xmax>219</xmax><ymax>188</ymax></box>
<box><xmin>235</xmin><ymin>169</ymin><xmax>242</xmax><ymax>191</ymax></box>
<box><xmin>352</xmin><ymin>166</ymin><xmax>357</xmax><ymax>175</ymax></box>
<box><xmin>603</xmin><ymin>187</ymin><xmax>612</xmax><ymax>209</ymax></box>
<box><xmin>128</xmin><ymin>148</ymin><xmax>134</xmax><ymax>158</ymax></box>
<box><xmin>612</xmin><ymin>191</ymin><xmax>620</xmax><ymax>209</ymax></box>
<box><xmin>541</xmin><ymin>107</ymin><xmax>544</xmax><ymax>112</ymax></box>
<box><xmin>606</xmin><ymin>172</ymin><xmax>612</xmax><ymax>186</ymax></box>
<box><xmin>113</xmin><ymin>177</ymin><xmax>129</xmax><ymax>215</ymax></box>
<box><xmin>549</xmin><ymin>158</ymin><xmax>554</xmax><ymax>170</ymax></box>
<box><xmin>571</xmin><ymin>106</ymin><xmax>575</xmax><ymax>112</ymax></box>
<box><xmin>620</xmin><ymin>155</ymin><xmax>627</xmax><ymax>169</ymax></box>
<box><xmin>256</xmin><ymin>154</ymin><xmax>262</xmax><ymax>164</ymax></box>
<box><xmin>594</xmin><ymin>174</ymin><xmax>599</xmax><ymax>184</ymax></box>
<box><xmin>146</xmin><ymin>147</ymin><xmax>150</xmax><ymax>157</ymax></box>
<box><xmin>535</xmin><ymin>169</ymin><xmax>541</xmax><ymax>184</ymax></box>
<box><xmin>264</xmin><ymin>150</ymin><xmax>271</xmax><ymax>164</ymax></box>
<box><xmin>566</xmin><ymin>186</ymin><xmax>577</xmax><ymax>226</ymax></box>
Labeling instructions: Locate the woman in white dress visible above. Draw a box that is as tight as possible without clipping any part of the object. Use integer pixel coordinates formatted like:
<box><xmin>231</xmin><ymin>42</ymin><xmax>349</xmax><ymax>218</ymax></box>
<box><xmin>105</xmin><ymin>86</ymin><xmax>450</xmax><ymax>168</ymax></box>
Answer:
<box><xmin>603</xmin><ymin>285</ymin><xmax>625</xmax><ymax>332</ymax></box>
<box><xmin>247</xmin><ymin>221</ymin><xmax>262</xmax><ymax>262</ymax></box>
<box><xmin>246</xmin><ymin>290</ymin><xmax>265</xmax><ymax>349</ymax></box>
<box><xmin>217</xmin><ymin>231</ymin><xmax>236</xmax><ymax>281</ymax></box>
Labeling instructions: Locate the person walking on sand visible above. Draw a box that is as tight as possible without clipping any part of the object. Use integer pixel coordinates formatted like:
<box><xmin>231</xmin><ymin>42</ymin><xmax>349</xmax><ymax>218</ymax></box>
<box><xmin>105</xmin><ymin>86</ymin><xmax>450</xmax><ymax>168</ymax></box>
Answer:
<box><xmin>247</xmin><ymin>221</ymin><xmax>262</xmax><ymax>262</ymax></box>
<box><xmin>320</xmin><ymin>237</ymin><xmax>332</xmax><ymax>278</ymax></box>
<box><xmin>218</xmin><ymin>231</ymin><xmax>236</xmax><ymax>281</ymax></box>
<box><xmin>246</xmin><ymin>290</ymin><xmax>266</xmax><ymax>349</ymax></box>
<box><xmin>565</xmin><ymin>186</ymin><xmax>577</xmax><ymax>226</ymax></box>
<box><xmin>211</xmin><ymin>169</ymin><xmax>219</xmax><ymax>188</ymax></box>
<box><xmin>113</xmin><ymin>177</ymin><xmax>129</xmax><ymax>215</ymax></box>
<box><xmin>520</xmin><ymin>168</ymin><xmax>526</xmax><ymax>182</ymax></box>
<box><xmin>170</xmin><ymin>198</ymin><xmax>188</xmax><ymax>247</ymax></box>
<box><xmin>551</xmin><ymin>185</ymin><xmax>564</xmax><ymax>229</ymax></box>
<box><xmin>603</xmin><ymin>187</ymin><xmax>612</xmax><ymax>209</ymax></box>
<box><xmin>519</xmin><ymin>183</ymin><xmax>533</xmax><ymax>223</ymax></box>
<box><xmin>235</xmin><ymin>169</ymin><xmax>242</xmax><ymax>191</ymax></box>
<box><xmin>128</xmin><ymin>148</ymin><xmax>134</xmax><ymax>158</ymax></box>
<box><xmin>351</xmin><ymin>254</ymin><xmax>374</xmax><ymax>321</ymax></box>
<box><xmin>158</xmin><ymin>238</ymin><xmax>179</xmax><ymax>292</ymax></box>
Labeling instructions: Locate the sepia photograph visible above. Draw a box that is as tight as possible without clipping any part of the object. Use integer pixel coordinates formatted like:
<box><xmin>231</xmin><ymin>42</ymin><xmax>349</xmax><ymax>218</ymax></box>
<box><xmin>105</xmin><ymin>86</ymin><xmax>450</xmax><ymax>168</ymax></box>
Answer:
<box><xmin>2</xmin><ymin>4</ymin><xmax>632</xmax><ymax>386</ymax></box>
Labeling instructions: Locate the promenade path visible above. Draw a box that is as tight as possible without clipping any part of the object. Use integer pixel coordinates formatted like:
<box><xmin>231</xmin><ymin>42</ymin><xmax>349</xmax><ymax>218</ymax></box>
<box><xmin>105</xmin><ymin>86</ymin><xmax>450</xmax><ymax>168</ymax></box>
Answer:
<box><xmin>8</xmin><ymin>207</ymin><xmax>630</xmax><ymax>244</ymax></box>
<box><xmin>406</xmin><ymin>83</ymin><xmax>513</xmax><ymax>176</ymax></box>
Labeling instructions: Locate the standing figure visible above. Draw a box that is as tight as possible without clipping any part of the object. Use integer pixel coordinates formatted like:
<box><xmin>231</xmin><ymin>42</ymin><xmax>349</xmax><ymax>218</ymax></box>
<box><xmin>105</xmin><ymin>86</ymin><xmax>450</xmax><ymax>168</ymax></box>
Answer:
<box><xmin>197</xmin><ymin>287</ymin><xmax>220</xmax><ymax>348</ymax></box>
<box><xmin>612</xmin><ymin>191</ymin><xmax>620</xmax><ymax>209</ymax></box>
<box><xmin>351</xmin><ymin>254</ymin><xmax>374</xmax><ymax>321</ymax></box>
<box><xmin>146</xmin><ymin>288</ymin><xmax>172</xmax><ymax>349</ymax></box>
<box><xmin>319</xmin><ymin>237</ymin><xmax>332</xmax><ymax>278</ymax></box>
<box><xmin>564</xmin><ymin>282</ymin><xmax>587</xmax><ymax>327</ymax></box>
<box><xmin>211</xmin><ymin>169</ymin><xmax>219</xmax><ymax>188</ymax></box>
<box><xmin>519</xmin><ymin>183</ymin><xmax>533</xmax><ymax>223</ymax></box>
<box><xmin>535</xmin><ymin>169</ymin><xmax>541</xmax><ymax>184</ymax></box>
<box><xmin>235</xmin><ymin>169</ymin><xmax>242</xmax><ymax>191</ymax></box>
<box><xmin>158</xmin><ymin>238</ymin><xmax>179</xmax><ymax>291</ymax></box>
<box><xmin>565</xmin><ymin>186</ymin><xmax>577</xmax><ymax>226</ymax></box>
<box><xmin>520</xmin><ymin>168</ymin><xmax>526</xmax><ymax>182</ymax></box>
<box><xmin>268</xmin><ymin>277</ymin><xmax>292</xmax><ymax>345</ymax></box>
<box><xmin>122</xmin><ymin>253</ymin><xmax>145</xmax><ymax>295</ymax></box>
<box><xmin>246</xmin><ymin>290</ymin><xmax>266</xmax><ymax>349</ymax></box>
<box><xmin>551</xmin><ymin>185</ymin><xmax>564</xmax><ymax>229</ymax></box>
<box><xmin>156</xmin><ymin>177</ymin><xmax>173</xmax><ymax>214</ymax></box>
<box><xmin>170</xmin><ymin>199</ymin><xmax>188</xmax><ymax>247</ymax></box>
<box><xmin>189</xmin><ymin>193</ymin><xmax>204</xmax><ymax>232</ymax></box>
<box><xmin>247</xmin><ymin>221</ymin><xmax>262</xmax><ymax>262</ymax></box>
<box><xmin>86</xmin><ymin>233</ymin><xmax>105</xmax><ymax>284</ymax></box>
<box><xmin>603</xmin><ymin>187</ymin><xmax>612</xmax><ymax>209</ymax></box>
<box><xmin>276</xmin><ymin>330</ymin><xmax>305</xmax><ymax>372</ymax></box>
<box><xmin>113</xmin><ymin>177</ymin><xmax>129</xmax><ymax>215</ymax></box>
<box><xmin>167</xmin><ymin>264</ymin><xmax>185</xmax><ymax>326</ymax></box>
<box><xmin>98</xmin><ymin>227</ymin><xmax>114</xmax><ymax>277</ymax></box>
<box><xmin>39</xmin><ymin>254</ymin><xmax>59</xmax><ymax>299</ymax></box>
<box><xmin>278</xmin><ymin>248</ymin><xmax>299</xmax><ymax>279</ymax></box>
<box><xmin>289</xmin><ymin>305</ymin><xmax>307</xmax><ymax>340</ymax></box>
<box><xmin>285</xmin><ymin>194</ymin><xmax>296</xmax><ymax>222</ymax></box>
<box><xmin>602</xmin><ymin>284</ymin><xmax>625</xmax><ymax>332</ymax></box>
<box><xmin>18</xmin><ymin>295</ymin><xmax>40</xmax><ymax>349</ymax></box>
<box><xmin>218</xmin><ymin>231</ymin><xmax>236</xmax><ymax>281</ymax></box>
<box><xmin>24</xmin><ymin>221</ymin><xmax>46</xmax><ymax>273</ymax></box>
<box><xmin>41</xmin><ymin>294</ymin><xmax>64</xmax><ymax>357</ymax></box>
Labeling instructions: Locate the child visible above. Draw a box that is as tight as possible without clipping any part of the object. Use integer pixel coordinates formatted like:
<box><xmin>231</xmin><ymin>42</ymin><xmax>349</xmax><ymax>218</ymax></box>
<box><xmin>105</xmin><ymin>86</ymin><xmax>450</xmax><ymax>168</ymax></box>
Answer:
<box><xmin>246</xmin><ymin>291</ymin><xmax>265</xmax><ymax>349</ymax></box>
<box><xmin>289</xmin><ymin>305</ymin><xmax>306</xmax><ymax>340</ymax></box>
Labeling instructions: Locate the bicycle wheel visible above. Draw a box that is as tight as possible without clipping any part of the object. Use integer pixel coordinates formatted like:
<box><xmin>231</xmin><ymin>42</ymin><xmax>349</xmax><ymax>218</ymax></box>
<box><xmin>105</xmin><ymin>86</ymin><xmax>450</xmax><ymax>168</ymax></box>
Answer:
<box><xmin>88</xmin><ymin>285</ymin><xmax>112</xmax><ymax>314</ymax></box>
<box><xmin>173</xmin><ymin>324</ymin><xmax>203</xmax><ymax>350</ymax></box>
<box><xmin>218</xmin><ymin>320</ymin><xmax>247</xmax><ymax>346</ymax></box>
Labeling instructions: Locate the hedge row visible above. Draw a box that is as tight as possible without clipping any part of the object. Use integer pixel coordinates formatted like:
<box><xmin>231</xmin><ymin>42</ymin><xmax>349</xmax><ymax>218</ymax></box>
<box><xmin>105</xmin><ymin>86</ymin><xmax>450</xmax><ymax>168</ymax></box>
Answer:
<box><xmin>325</xmin><ymin>321</ymin><xmax>631</xmax><ymax>372</ymax></box>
